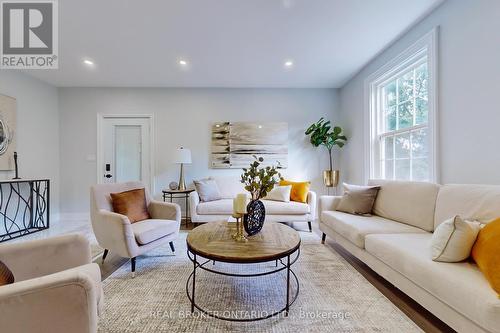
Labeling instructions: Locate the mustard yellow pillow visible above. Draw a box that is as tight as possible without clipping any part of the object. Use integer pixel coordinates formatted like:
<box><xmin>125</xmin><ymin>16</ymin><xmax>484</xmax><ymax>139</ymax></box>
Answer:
<box><xmin>472</xmin><ymin>217</ymin><xmax>500</xmax><ymax>296</ymax></box>
<box><xmin>279</xmin><ymin>180</ymin><xmax>310</xmax><ymax>203</ymax></box>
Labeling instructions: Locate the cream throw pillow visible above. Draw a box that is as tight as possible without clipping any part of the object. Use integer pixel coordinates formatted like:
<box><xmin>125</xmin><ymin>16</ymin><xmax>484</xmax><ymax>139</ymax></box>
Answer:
<box><xmin>336</xmin><ymin>183</ymin><xmax>380</xmax><ymax>215</ymax></box>
<box><xmin>265</xmin><ymin>185</ymin><xmax>292</xmax><ymax>202</ymax></box>
<box><xmin>431</xmin><ymin>215</ymin><xmax>481</xmax><ymax>262</ymax></box>
<box><xmin>193</xmin><ymin>178</ymin><xmax>222</xmax><ymax>202</ymax></box>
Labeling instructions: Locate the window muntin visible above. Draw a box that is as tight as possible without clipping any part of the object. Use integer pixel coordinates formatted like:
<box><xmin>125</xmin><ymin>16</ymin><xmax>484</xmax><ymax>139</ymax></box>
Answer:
<box><xmin>375</xmin><ymin>57</ymin><xmax>430</xmax><ymax>181</ymax></box>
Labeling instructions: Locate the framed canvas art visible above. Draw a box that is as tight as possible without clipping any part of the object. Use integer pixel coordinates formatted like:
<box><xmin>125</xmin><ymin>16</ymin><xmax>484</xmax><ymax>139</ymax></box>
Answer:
<box><xmin>0</xmin><ymin>95</ymin><xmax>16</xmax><ymax>170</ymax></box>
<box><xmin>211</xmin><ymin>122</ymin><xmax>288</xmax><ymax>169</ymax></box>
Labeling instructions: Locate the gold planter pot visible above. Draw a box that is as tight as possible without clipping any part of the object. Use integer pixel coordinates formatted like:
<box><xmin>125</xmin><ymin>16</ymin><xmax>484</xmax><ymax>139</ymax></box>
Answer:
<box><xmin>323</xmin><ymin>170</ymin><xmax>339</xmax><ymax>187</ymax></box>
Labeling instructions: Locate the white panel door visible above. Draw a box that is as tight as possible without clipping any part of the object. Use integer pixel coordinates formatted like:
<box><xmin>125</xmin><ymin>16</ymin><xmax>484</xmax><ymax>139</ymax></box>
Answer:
<box><xmin>99</xmin><ymin>116</ymin><xmax>152</xmax><ymax>190</ymax></box>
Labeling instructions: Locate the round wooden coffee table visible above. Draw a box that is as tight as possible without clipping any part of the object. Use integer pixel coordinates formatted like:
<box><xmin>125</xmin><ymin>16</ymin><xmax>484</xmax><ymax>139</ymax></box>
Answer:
<box><xmin>186</xmin><ymin>221</ymin><xmax>301</xmax><ymax>321</ymax></box>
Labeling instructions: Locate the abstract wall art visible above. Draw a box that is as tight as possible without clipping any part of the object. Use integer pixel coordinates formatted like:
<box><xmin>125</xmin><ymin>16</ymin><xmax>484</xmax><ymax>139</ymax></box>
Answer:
<box><xmin>0</xmin><ymin>95</ymin><xmax>16</xmax><ymax>171</ymax></box>
<box><xmin>211</xmin><ymin>122</ymin><xmax>288</xmax><ymax>169</ymax></box>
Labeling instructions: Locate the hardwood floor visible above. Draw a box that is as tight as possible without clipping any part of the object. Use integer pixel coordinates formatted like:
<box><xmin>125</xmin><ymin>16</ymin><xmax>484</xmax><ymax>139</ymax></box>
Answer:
<box><xmin>317</xmin><ymin>227</ymin><xmax>455</xmax><ymax>333</ymax></box>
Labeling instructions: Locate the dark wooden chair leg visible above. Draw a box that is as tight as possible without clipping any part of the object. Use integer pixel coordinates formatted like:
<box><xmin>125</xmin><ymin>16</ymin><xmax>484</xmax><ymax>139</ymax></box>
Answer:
<box><xmin>169</xmin><ymin>241</ymin><xmax>175</xmax><ymax>253</ymax></box>
<box><xmin>321</xmin><ymin>233</ymin><xmax>326</xmax><ymax>244</ymax></box>
<box><xmin>308</xmin><ymin>221</ymin><xmax>312</xmax><ymax>232</ymax></box>
<box><xmin>102</xmin><ymin>249</ymin><xmax>109</xmax><ymax>263</ymax></box>
<box><xmin>131</xmin><ymin>257</ymin><xmax>136</xmax><ymax>277</ymax></box>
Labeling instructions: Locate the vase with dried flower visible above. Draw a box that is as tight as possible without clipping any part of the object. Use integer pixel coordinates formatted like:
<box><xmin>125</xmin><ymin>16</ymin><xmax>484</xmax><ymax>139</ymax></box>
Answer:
<box><xmin>240</xmin><ymin>156</ymin><xmax>282</xmax><ymax>236</ymax></box>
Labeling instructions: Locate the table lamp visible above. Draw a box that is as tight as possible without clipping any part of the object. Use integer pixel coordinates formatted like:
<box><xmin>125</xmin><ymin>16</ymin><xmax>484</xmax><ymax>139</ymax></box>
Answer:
<box><xmin>173</xmin><ymin>147</ymin><xmax>191</xmax><ymax>190</ymax></box>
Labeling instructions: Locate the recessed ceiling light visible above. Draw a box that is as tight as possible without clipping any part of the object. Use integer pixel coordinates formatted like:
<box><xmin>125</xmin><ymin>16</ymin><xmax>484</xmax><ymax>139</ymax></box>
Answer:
<box><xmin>284</xmin><ymin>60</ymin><xmax>293</xmax><ymax>67</ymax></box>
<box><xmin>179</xmin><ymin>60</ymin><xmax>187</xmax><ymax>66</ymax></box>
<box><xmin>83</xmin><ymin>59</ymin><xmax>94</xmax><ymax>66</ymax></box>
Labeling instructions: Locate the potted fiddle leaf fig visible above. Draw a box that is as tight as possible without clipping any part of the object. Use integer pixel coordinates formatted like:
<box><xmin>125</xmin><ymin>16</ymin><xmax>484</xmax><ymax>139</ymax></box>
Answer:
<box><xmin>305</xmin><ymin>118</ymin><xmax>347</xmax><ymax>187</ymax></box>
<box><xmin>240</xmin><ymin>156</ymin><xmax>282</xmax><ymax>235</ymax></box>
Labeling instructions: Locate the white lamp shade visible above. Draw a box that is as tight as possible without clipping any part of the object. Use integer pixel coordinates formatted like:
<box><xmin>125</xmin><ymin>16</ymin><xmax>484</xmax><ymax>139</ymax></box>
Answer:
<box><xmin>174</xmin><ymin>148</ymin><xmax>192</xmax><ymax>164</ymax></box>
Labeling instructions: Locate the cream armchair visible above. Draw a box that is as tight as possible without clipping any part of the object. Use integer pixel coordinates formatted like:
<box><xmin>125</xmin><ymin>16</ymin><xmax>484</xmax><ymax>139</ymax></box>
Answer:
<box><xmin>90</xmin><ymin>182</ymin><xmax>181</xmax><ymax>275</ymax></box>
<box><xmin>0</xmin><ymin>234</ymin><xmax>103</xmax><ymax>333</ymax></box>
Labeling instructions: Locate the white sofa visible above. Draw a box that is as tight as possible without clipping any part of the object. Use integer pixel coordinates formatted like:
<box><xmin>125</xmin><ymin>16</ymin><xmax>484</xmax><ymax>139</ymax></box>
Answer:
<box><xmin>189</xmin><ymin>177</ymin><xmax>316</xmax><ymax>230</ymax></box>
<box><xmin>319</xmin><ymin>179</ymin><xmax>500</xmax><ymax>333</ymax></box>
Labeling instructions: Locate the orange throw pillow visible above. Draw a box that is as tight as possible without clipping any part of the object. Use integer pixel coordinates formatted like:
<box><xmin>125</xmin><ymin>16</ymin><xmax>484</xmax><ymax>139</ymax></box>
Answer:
<box><xmin>279</xmin><ymin>180</ymin><xmax>310</xmax><ymax>203</ymax></box>
<box><xmin>0</xmin><ymin>260</ymin><xmax>14</xmax><ymax>286</ymax></box>
<box><xmin>472</xmin><ymin>217</ymin><xmax>500</xmax><ymax>295</ymax></box>
<box><xmin>110</xmin><ymin>188</ymin><xmax>151</xmax><ymax>223</ymax></box>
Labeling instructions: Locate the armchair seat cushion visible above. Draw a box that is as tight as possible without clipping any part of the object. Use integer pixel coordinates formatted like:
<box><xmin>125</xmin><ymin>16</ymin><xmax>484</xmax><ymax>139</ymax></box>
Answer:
<box><xmin>131</xmin><ymin>219</ymin><xmax>178</xmax><ymax>245</ymax></box>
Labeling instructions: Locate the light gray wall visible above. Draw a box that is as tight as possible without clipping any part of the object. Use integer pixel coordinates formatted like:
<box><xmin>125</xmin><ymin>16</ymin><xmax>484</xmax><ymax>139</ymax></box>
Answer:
<box><xmin>59</xmin><ymin>88</ymin><xmax>339</xmax><ymax>213</ymax></box>
<box><xmin>339</xmin><ymin>0</ymin><xmax>500</xmax><ymax>185</ymax></box>
<box><xmin>0</xmin><ymin>71</ymin><xmax>60</xmax><ymax>216</ymax></box>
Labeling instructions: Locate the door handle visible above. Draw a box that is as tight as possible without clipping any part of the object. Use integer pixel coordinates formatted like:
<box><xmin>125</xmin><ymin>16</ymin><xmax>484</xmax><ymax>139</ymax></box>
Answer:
<box><xmin>104</xmin><ymin>174</ymin><xmax>112</xmax><ymax>178</ymax></box>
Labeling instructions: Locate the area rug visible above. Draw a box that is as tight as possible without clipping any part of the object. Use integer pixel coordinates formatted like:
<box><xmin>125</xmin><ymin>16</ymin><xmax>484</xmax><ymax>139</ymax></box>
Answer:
<box><xmin>99</xmin><ymin>230</ymin><xmax>422</xmax><ymax>332</ymax></box>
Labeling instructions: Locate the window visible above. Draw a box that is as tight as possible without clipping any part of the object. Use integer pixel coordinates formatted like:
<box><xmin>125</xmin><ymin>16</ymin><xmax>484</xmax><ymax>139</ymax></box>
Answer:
<box><xmin>366</xmin><ymin>28</ymin><xmax>437</xmax><ymax>182</ymax></box>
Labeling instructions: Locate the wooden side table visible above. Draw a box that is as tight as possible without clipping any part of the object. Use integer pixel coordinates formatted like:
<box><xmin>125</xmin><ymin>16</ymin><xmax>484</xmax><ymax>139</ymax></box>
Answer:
<box><xmin>162</xmin><ymin>188</ymin><xmax>195</xmax><ymax>226</ymax></box>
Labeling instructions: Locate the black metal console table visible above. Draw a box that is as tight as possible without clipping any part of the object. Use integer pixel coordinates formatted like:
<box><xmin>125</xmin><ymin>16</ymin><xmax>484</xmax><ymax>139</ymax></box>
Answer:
<box><xmin>0</xmin><ymin>179</ymin><xmax>50</xmax><ymax>243</ymax></box>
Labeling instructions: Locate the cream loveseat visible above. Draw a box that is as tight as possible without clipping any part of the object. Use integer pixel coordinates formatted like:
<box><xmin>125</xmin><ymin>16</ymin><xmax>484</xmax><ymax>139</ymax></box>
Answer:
<box><xmin>320</xmin><ymin>180</ymin><xmax>500</xmax><ymax>333</ymax></box>
<box><xmin>189</xmin><ymin>177</ymin><xmax>316</xmax><ymax>230</ymax></box>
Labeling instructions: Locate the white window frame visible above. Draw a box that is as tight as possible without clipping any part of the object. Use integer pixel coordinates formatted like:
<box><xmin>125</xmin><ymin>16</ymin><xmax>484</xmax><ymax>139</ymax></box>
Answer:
<box><xmin>364</xmin><ymin>27</ymin><xmax>439</xmax><ymax>183</ymax></box>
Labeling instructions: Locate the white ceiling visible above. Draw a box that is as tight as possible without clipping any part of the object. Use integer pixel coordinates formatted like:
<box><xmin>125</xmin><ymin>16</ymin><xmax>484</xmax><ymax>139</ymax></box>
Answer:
<box><xmin>24</xmin><ymin>0</ymin><xmax>443</xmax><ymax>88</ymax></box>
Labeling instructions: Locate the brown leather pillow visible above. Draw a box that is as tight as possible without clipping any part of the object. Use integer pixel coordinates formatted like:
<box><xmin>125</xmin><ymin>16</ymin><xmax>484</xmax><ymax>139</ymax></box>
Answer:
<box><xmin>110</xmin><ymin>188</ymin><xmax>151</xmax><ymax>223</ymax></box>
<box><xmin>0</xmin><ymin>260</ymin><xmax>14</xmax><ymax>286</ymax></box>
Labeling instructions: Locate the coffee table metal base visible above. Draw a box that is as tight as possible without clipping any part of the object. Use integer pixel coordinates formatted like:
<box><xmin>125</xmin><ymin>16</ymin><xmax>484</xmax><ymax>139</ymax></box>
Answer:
<box><xmin>185</xmin><ymin>248</ymin><xmax>300</xmax><ymax>322</ymax></box>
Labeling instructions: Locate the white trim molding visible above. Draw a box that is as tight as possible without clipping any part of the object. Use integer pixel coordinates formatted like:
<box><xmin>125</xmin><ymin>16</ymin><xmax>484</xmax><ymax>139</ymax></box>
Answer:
<box><xmin>96</xmin><ymin>114</ymin><xmax>156</xmax><ymax>193</ymax></box>
<box><xmin>364</xmin><ymin>27</ymin><xmax>439</xmax><ymax>183</ymax></box>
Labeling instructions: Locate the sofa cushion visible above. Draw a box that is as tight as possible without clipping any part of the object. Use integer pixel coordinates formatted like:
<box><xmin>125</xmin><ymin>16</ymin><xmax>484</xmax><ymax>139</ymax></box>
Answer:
<box><xmin>110</xmin><ymin>188</ymin><xmax>151</xmax><ymax>223</ymax></box>
<box><xmin>131</xmin><ymin>219</ymin><xmax>178</xmax><ymax>245</ymax></box>
<box><xmin>212</xmin><ymin>177</ymin><xmax>247</xmax><ymax>199</ymax></box>
<box><xmin>262</xmin><ymin>199</ymin><xmax>310</xmax><ymax>215</ymax></box>
<box><xmin>434</xmin><ymin>184</ymin><xmax>500</xmax><ymax>229</ymax></box>
<box><xmin>194</xmin><ymin>178</ymin><xmax>222</xmax><ymax>202</ymax></box>
<box><xmin>265</xmin><ymin>185</ymin><xmax>292</xmax><ymax>202</ymax></box>
<box><xmin>336</xmin><ymin>183</ymin><xmax>380</xmax><ymax>215</ymax></box>
<box><xmin>197</xmin><ymin>199</ymin><xmax>233</xmax><ymax>215</ymax></box>
<box><xmin>472</xmin><ymin>217</ymin><xmax>500</xmax><ymax>296</ymax></box>
<box><xmin>368</xmin><ymin>179</ymin><xmax>440</xmax><ymax>232</ymax></box>
<box><xmin>0</xmin><ymin>260</ymin><xmax>14</xmax><ymax>286</ymax></box>
<box><xmin>365</xmin><ymin>233</ymin><xmax>500</xmax><ymax>333</ymax></box>
<box><xmin>321</xmin><ymin>210</ymin><xmax>426</xmax><ymax>248</ymax></box>
<box><xmin>279</xmin><ymin>180</ymin><xmax>310</xmax><ymax>203</ymax></box>
<box><xmin>197</xmin><ymin>199</ymin><xmax>310</xmax><ymax>215</ymax></box>
<box><xmin>431</xmin><ymin>215</ymin><xmax>481</xmax><ymax>262</ymax></box>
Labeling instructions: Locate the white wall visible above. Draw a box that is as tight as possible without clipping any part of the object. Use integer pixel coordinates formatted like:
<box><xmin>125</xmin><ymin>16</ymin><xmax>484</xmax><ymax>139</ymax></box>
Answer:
<box><xmin>339</xmin><ymin>0</ymin><xmax>500</xmax><ymax>185</ymax></box>
<box><xmin>59</xmin><ymin>88</ymin><xmax>339</xmax><ymax>213</ymax></box>
<box><xmin>0</xmin><ymin>71</ymin><xmax>60</xmax><ymax>216</ymax></box>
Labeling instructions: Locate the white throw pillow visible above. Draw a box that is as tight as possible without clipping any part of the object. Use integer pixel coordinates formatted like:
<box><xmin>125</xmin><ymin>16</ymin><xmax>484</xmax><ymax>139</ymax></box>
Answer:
<box><xmin>431</xmin><ymin>215</ymin><xmax>481</xmax><ymax>262</ymax></box>
<box><xmin>265</xmin><ymin>185</ymin><xmax>292</xmax><ymax>202</ymax></box>
<box><xmin>193</xmin><ymin>178</ymin><xmax>222</xmax><ymax>202</ymax></box>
